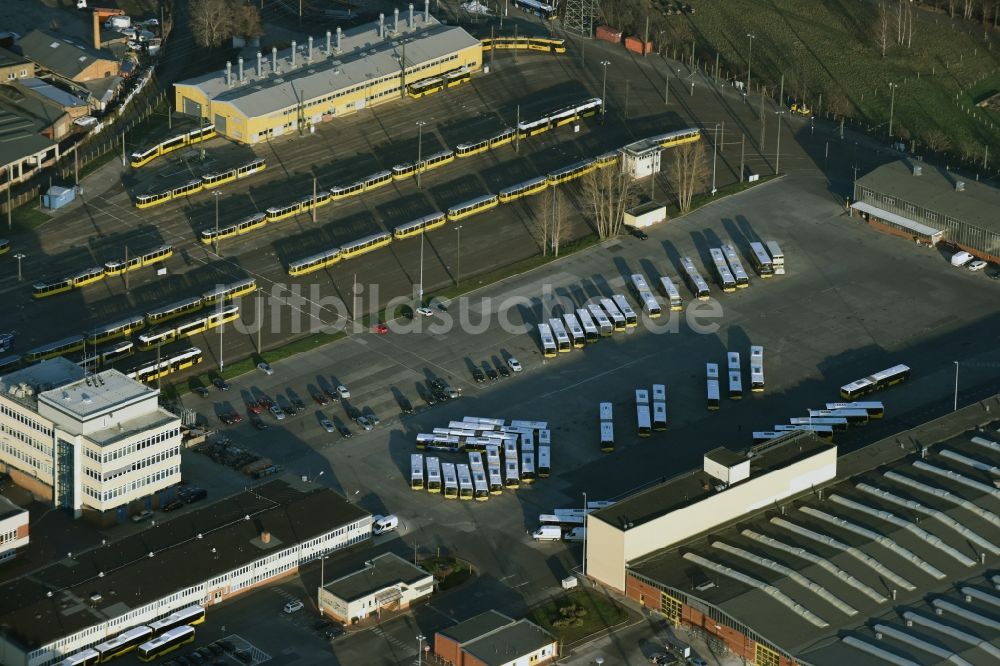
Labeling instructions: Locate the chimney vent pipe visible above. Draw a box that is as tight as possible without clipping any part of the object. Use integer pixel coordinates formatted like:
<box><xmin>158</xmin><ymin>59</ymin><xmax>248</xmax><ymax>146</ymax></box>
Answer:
<box><xmin>291</xmin><ymin>40</ymin><xmax>297</xmax><ymax>68</ymax></box>
<box><xmin>225</xmin><ymin>61</ymin><xmax>232</xmax><ymax>86</ymax></box>
<box><xmin>256</xmin><ymin>52</ymin><xmax>262</xmax><ymax>78</ymax></box>
<box><xmin>394</xmin><ymin>8</ymin><xmax>400</xmax><ymax>33</ymax></box>
<box><xmin>238</xmin><ymin>56</ymin><xmax>244</xmax><ymax>82</ymax></box>
<box><xmin>272</xmin><ymin>46</ymin><xmax>277</xmax><ymax>73</ymax></box>
<box><xmin>308</xmin><ymin>36</ymin><xmax>313</xmax><ymax>61</ymax></box>
<box><xmin>336</xmin><ymin>27</ymin><xmax>342</xmax><ymax>52</ymax></box>
<box><xmin>379</xmin><ymin>13</ymin><xmax>385</xmax><ymax>38</ymax></box>
<box><xmin>326</xmin><ymin>30</ymin><xmax>332</xmax><ymax>53</ymax></box>
<box><xmin>409</xmin><ymin>3</ymin><xmax>414</xmax><ymax>28</ymax></box>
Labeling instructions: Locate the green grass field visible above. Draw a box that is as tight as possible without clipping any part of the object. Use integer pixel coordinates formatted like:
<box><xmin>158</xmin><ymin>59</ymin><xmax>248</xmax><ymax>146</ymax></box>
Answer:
<box><xmin>654</xmin><ymin>0</ymin><xmax>1000</xmax><ymax>162</ymax></box>
<box><xmin>528</xmin><ymin>589</ymin><xmax>631</xmax><ymax>645</ymax></box>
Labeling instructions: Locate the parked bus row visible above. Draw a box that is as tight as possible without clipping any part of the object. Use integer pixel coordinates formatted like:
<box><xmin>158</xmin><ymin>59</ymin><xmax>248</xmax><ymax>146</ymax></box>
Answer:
<box><xmin>704</xmin><ymin>347</ymin><xmax>764</xmax><ymax>409</ymax></box>
<box><xmin>60</xmin><ymin>605</ymin><xmax>205</xmax><ymax>665</ymax></box>
<box><xmin>677</xmin><ymin>238</ymin><xmax>786</xmax><ymax>301</ymax></box>
<box><xmin>752</xmin><ymin>401</ymin><xmax>885</xmax><ymax>445</ymax></box>
<box><xmin>633</xmin><ymin>384</ymin><xmax>667</xmax><ymax>437</ymax></box>
<box><xmin>33</xmin><ymin>244</ymin><xmax>174</xmax><ymax>299</ymax></box>
<box><xmin>135</xmin><ymin>157</ymin><xmax>266</xmax><ymax>209</ymax></box>
<box><xmin>413</xmin><ymin>418</ymin><xmax>550</xmax><ymax>497</ymax></box>
<box><xmin>130</xmin><ymin>125</ymin><xmax>216</xmax><ymax>168</ymax></box>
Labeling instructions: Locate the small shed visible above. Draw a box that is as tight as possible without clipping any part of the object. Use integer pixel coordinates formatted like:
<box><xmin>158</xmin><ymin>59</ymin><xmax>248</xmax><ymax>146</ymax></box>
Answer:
<box><xmin>624</xmin><ymin>201</ymin><xmax>666</xmax><ymax>228</ymax></box>
<box><xmin>43</xmin><ymin>186</ymin><xmax>75</xmax><ymax>210</ymax></box>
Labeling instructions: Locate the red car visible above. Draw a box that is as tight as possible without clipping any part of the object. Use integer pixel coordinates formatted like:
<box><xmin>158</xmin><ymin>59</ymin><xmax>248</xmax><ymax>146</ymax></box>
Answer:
<box><xmin>372</xmin><ymin>324</ymin><xmax>389</xmax><ymax>335</ymax></box>
<box><xmin>256</xmin><ymin>397</ymin><xmax>273</xmax><ymax>409</ymax></box>
<box><xmin>229</xmin><ymin>411</ymin><xmax>243</xmax><ymax>424</ymax></box>
<box><xmin>313</xmin><ymin>393</ymin><xmax>330</xmax><ymax>406</ymax></box>
<box><xmin>247</xmin><ymin>400</ymin><xmax>264</xmax><ymax>414</ymax></box>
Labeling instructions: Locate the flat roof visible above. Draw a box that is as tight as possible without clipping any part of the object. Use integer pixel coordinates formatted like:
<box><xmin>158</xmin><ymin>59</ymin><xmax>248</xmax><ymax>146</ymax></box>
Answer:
<box><xmin>591</xmin><ymin>432</ymin><xmax>833</xmax><ymax>530</ymax></box>
<box><xmin>0</xmin><ymin>481</ymin><xmax>368</xmax><ymax>650</ymax></box>
<box><xmin>0</xmin><ymin>495</ymin><xmax>25</xmax><ymax>522</ymax></box>
<box><xmin>705</xmin><ymin>446</ymin><xmax>745</xmax><ymax>468</ymax></box>
<box><xmin>175</xmin><ymin>15</ymin><xmax>479</xmax><ymax>119</ymax></box>
<box><xmin>462</xmin><ymin>619</ymin><xmax>555</xmax><ymax>665</ymax></box>
<box><xmin>850</xmin><ymin>201</ymin><xmax>943</xmax><ymax>237</ymax></box>
<box><xmin>856</xmin><ymin>159</ymin><xmax>1000</xmax><ymax>234</ymax></box>
<box><xmin>0</xmin><ymin>357</ymin><xmax>85</xmax><ymax>411</ymax></box>
<box><xmin>627</xmin><ymin>201</ymin><xmax>666</xmax><ymax>216</ymax></box>
<box><xmin>19</xmin><ymin>78</ymin><xmax>89</xmax><ymax>109</ymax></box>
<box><xmin>629</xmin><ymin>425</ymin><xmax>1000</xmax><ymax>666</ymax></box>
<box><xmin>38</xmin><ymin>368</ymin><xmax>156</xmax><ymax>422</ymax></box>
<box><xmin>438</xmin><ymin>610</ymin><xmax>512</xmax><ymax>645</ymax></box>
<box><xmin>322</xmin><ymin>552</ymin><xmax>430</xmax><ymax>602</ymax></box>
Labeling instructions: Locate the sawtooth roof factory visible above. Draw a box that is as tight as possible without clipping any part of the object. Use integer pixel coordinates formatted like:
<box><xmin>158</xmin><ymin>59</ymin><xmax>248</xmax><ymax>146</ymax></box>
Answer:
<box><xmin>173</xmin><ymin>2</ymin><xmax>482</xmax><ymax>144</ymax></box>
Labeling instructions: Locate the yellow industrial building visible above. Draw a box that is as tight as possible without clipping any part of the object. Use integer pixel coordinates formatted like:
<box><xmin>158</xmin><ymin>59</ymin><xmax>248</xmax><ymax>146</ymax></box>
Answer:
<box><xmin>173</xmin><ymin>2</ymin><xmax>482</xmax><ymax>144</ymax></box>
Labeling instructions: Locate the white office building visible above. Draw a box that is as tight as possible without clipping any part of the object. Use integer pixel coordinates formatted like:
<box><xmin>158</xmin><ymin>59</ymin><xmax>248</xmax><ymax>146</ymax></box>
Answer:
<box><xmin>0</xmin><ymin>358</ymin><xmax>181</xmax><ymax>521</ymax></box>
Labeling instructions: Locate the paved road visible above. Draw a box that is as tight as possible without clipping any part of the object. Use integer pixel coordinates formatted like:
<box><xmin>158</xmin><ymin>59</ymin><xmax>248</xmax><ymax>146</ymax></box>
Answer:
<box><xmin>161</xmin><ymin>166</ymin><xmax>1000</xmax><ymax>664</ymax></box>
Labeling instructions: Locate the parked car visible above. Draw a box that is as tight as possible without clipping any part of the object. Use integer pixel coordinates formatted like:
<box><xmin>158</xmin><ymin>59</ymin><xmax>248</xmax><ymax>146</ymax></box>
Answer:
<box><xmin>320</xmin><ymin>419</ymin><xmax>335</xmax><ymax>433</ymax></box>
<box><xmin>507</xmin><ymin>357</ymin><xmax>523</xmax><ymax>373</ymax></box>
<box><xmin>415</xmin><ymin>306</ymin><xmax>434</xmax><ymax>317</ymax></box>
<box><xmin>366</xmin><ymin>411</ymin><xmax>380</xmax><ymax>426</ymax></box>
<box><xmin>356</xmin><ymin>415</ymin><xmax>374</xmax><ymax>431</ymax></box>
<box><xmin>987</xmin><ymin>264</ymin><xmax>1000</xmax><ymax>280</ymax></box>
<box><xmin>283</xmin><ymin>600</ymin><xmax>304</xmax><ymax>613</ymax></box>
<box><xmin>336</xmin><ymin>385</ymin><xmax>351</xmax><ymax>399</ymax></box>
<box><xmin>193</xmin><ymin>386</ymin><xmax>210</xmax><ymax>398</ymax></box>
<box><xmin>372</xmin><ymin>323</ymin><xmax>389</xmax><ymax>334</ymax></box>
<box><xmin>496</xmin><ymin>362</ymin><xmax>510</xmax><ymax>378</ymax></box>
<box><xmin>951</xmin><ymin>250</ymin><xmax>974</xmax><ymax>267</ymax></box>
<box><xmin>968</xmin><ymin>259</ymin><xmax>988</xmax><ymax>271</ymax></box>
<box><xmin>471</xmin><ymin>368</ymin><xmax>485</xmax><ymax>383</ymax></box>
<box><xmin>338</xmin><ymin>425</ymin><xmax>353</xmax><ymax>438</ymax></box>
<box><xmin>131</xmin><ymin>509</ymin><xmax>154</xmax><ymax>523</ymax></box>
<box><xmin>372</xmin><ymin>514</ymin><xmax>398</xmax><ymax>534</ymax></box>
<box><xmin>250</xmin><ymin>415</ymin><xmax>268</xmax><ymax>430</ymax></box>
<box><xmin>257</xmin><ymin>361</ymin><xmax>274</xmax><ymax>375</ymax></box>
<box><xmin>398</xmin><ymin>397</ymin><xmax>414</xmax><ymax>414</ymax></box>
<box><xmin>291</xmin><ymin>397</ymin><xmax>306</xmax><ymax>413</ymax></box>
<box><xmin>212</xmin><ymin>378</ymin><xmax>230</xmax><ymax>391</ymax></box>
<box><xmin>246</xmin><ymin>400</ymin><xmax>263</xmax><ymax>414</ymax></box>
<box><xmin>484</xmin><ymin>366</ymin><xmax>498</xmax><ymax>381</ymax></box>
<box><xmin>313</xmin><ymin>393</ymin><xmax>330</xmax><ymax>406</ymax></box>
<box><xmin>269</xmin><ymin>404</ymin><xmax>285</xmax><ymax>420</ymax></box>
<box><xmin>625</xmin><ymin>224</ymin><xmax>649</xmax><ymax>240</ymax></box>
<box><xmin>182</xmin><ymin>488</ymin><xmax>207</xmax><ymax>503</ymax></box>
<box><xmin>161</xmin><ymin>500</ymin><xmax>183</xmax><ymax>513</ymax></box>
<box><xmin>324</xmin><ymin>387</ymin><xmax>340</xmax><ymax>401</ymax></box>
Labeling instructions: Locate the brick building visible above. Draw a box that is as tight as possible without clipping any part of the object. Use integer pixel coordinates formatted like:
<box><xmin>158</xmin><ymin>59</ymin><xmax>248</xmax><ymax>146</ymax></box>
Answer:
<box><xmin>16</xmin><ymin>30</ymin><xmax>119</xmax><ymax>84</ymax></box>
<box><xmin>434</xmin><ymin>610</ymin><xmax>557</xmax><ymax>666</ymax></box>
<box><xmin>852</xmin><ymin>160</ymin><xmax>1000</xmax><ymax>261</ymax></box>
<box><xmin>0</xmin><ymin>48</ymin><xmax>33</xmax><ymax>83</ymax></box>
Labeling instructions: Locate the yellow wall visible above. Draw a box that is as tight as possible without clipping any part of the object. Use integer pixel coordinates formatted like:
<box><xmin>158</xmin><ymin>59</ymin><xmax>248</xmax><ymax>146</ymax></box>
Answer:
<box><xmin>176</xmin><ymin>43</ymin><xmax>482</xmax><ymax>145</ymax></box>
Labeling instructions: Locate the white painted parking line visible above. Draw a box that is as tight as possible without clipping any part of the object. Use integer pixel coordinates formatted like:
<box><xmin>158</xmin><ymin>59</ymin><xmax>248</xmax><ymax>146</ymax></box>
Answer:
<box><xmin>221</xmin><ymin>634</ymin><xmax>271</xmax><ymax>666</ymax></box>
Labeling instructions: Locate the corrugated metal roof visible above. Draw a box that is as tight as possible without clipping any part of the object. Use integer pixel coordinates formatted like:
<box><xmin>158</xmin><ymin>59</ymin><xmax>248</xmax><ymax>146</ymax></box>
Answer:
<box><xmin>17</xmin><ymin>29</ymin><xmax>116</xmax><ymax>80</ymax></box>
<box><xmin>175</xmin><ymin>15</ymin><xmax>479</xmax><ymax>119</ymax></box>
<box><xmin>855</xmin><ymin>160</ymin><xmax>1000</xmax><ymax>234</ymax></box>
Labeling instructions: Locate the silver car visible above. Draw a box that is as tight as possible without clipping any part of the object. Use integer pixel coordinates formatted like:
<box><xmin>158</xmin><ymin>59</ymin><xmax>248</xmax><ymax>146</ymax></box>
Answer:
<box><xmin>320</xmin><ymin>419</ymin><xmax>335</xmax><ymax>433</ymax></box>
<box><xmin>355</xmin><ymin>415</ymin><xmax>374</xmax><ymax>431</ymax></box>
<box><xmin>269</xmin><ymin>404</ymin><xmax>285</xmax><ymax>421</ymax></box>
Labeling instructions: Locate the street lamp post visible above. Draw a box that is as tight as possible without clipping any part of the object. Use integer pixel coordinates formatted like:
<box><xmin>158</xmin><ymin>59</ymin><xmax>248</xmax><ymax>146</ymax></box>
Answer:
<box><xmin>417</xmin><ymin>230</ymin><xmax>425</xmax><ymax>304</ymax></box>
<box><xmin>454</xmin><ymin>226</ymin><xmax>463</xmax><ymax>287</ymax></box>
<box><xmin>213</xmin><ymin>191</ymin><xmax>221</xmax><ymax>256</ymax></box>
<box><xmin>256</xmin><ymin>288</ymin><xmax>263</xmax><ymax>353</ymax></box>
<box><xmin>888</xmin><ymin>82</ymin><xmax>898</xmax><ymax>138</ymax></box>
<box><xmin>13</xmin><ymin>252</ymin><xmax>24</xmax><ymax>281</ymax></box>
<box><xmin>711</xmin><ymin>123</ymin><xmax>720</xmax><ymax>195</ymax></box>
<box><xmin>415</xmin><ymin>120</ymin><xmax>426</xmax><ymax>189</ymax></box>
<box><xmin>746</xmin><ymin>33</ymin><xmax>755</xmax><ymax>95</ymax></box>
<box><xmin>775</xmin><ymin>110</ymin><xmax>786</xmax><ymax>175</ymax></box>
<box><xmin>581</xmin><ymin>491</ymin><xmax>588</xmax><ymax>576</ymax></box>
<box><xmin>953</xmin><ymin>361</ymin><xmax>959</xmax><ymax>412</ymax></box>
<box><xmin>416</xmin><ymin>634</ymin><xmax>426</xmax><ymax>665</ymax></box>
<box><xmin>600</xmin><ymin>60</ymin><xmax>610</xmax><ymax>116</ymax></box>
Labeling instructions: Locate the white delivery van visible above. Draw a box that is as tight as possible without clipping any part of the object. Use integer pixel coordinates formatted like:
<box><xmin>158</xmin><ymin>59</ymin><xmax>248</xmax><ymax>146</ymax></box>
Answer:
<box><xmin>951</xmin><ymin>251</ymin><xmax>973</xmax><ymax>267</ymax></box>
<box><xmin>532</xmin><ymin>525</ymin><xmax>562</xmax><ymax>541</ymax></box>
<box><xmin>372</xmin><ymin>514</ymin><xmax>398</xmax><ymax>535</ymax></box>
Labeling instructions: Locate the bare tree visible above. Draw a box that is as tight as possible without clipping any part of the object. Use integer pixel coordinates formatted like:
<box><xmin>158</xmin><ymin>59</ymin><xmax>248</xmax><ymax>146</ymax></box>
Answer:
<box><xmin>948</xmin><ymin>0</ymin><xmax>957</xmax><ymax>18</ymax></box>
<box><xmin>824</xmin><ymin>87</ymin><xmax>852</xmax><ymax>118</ymax></box>
<box><xmin>896</xmin><ymin>0</ymin><xmax>904</xmax><ymax>45</ymax></box>
<box><xmin>923</xmin><ymin>128</ymin><xmax>952</xmax><ymax>152</ymax></box>
<box><xmin>582</xmin><ymin>167</ymin><xmax>637</xmax><ymax>240</ymax></box>
<box><xmin>875</xmin><ymin>1</ymin><xmax>891</xmax><ymax>56</ymax></box>
<box><xmin>666</xmin><ymin>141</ymin><xmax>709</xmax><ymax>214</ymax></box>
<box><xmin>907</xmin><ymin>0</ymin><xmax>915</xmax><ymax>48</ymax></box>
<box><xmin>231</xmin><ymin>1</ymin><xmax>263</xmax><ymax>40</ymax></box>
<box><xmin>964</xmin><ymin>0</ymin><xmax>975</xmax><ymax>20</ymax></box>
<box><xmin>191</xmin><ymin>0</ymin><xmax>233</xmax><ymax>48</ymax></box>
<box><xmin>534</xmin><ymin>188</ymin><xmax>553</xmax><ymax>256</ymax></box>
<box><xmin>551</xmin><ymin>189</ymin><xmax>570</xmax><ymax>257</ymax></box>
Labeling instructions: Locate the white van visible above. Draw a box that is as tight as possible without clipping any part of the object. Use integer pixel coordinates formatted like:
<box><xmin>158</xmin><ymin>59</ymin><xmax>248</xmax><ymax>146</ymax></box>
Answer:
<box><xmin>951</xmin><ymin>250</ymin><xmax>974</xmax><ymax>267</ymax></box>
<box><xmin>532</xmin><ymin>525</ymin><xmax>562</xmax><ymax>541</ymax></box>
<box><xmin>372</xmin><ymin>514</ymin><xmax>398</xmax><ymax>535</ymax></box>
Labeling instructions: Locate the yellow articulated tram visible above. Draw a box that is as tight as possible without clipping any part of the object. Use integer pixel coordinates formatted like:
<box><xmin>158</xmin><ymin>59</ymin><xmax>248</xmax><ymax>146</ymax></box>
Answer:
<box><xmin>130</xmin><ymin>125</ymin><xmax>216</xmax><ymax>169</ymax></box>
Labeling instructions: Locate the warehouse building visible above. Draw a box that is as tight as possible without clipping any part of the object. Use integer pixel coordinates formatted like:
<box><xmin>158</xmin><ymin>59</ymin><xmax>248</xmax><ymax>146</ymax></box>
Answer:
<box><xmin>0</xmin><ymin>495</ymin><xmax>28</xmax><ymax>563</ymax></box>
<box><xmin>317</xmin><ymin>552</ymin><xmax>433</xmax><ymax>624</ymax></box>
<box><xmin>0</xmin><ymin>359</ymin><xmax>181</xmax><ymax>523</ymax></box>
<box><xmin>588</xmin><ymin>423</ymin><xmax>1000</xmax><ymax>666</ymax></box>
<box><xmin>15</xmin><ymin>30</ymin><xmax>119</xmax><ymax>84</ymax></box>
<box><xmin>434</xmin><ymin>610</ymin><xmax>558</xmax><ymax>666</ymax></box>
<box><xmin>586</xmin><ymin>434</ymin><xmax>838</xmax><ymax>592</ymax></box>
<box><xmin>173</xmin><ymin>3</ymin><xmax>481</xmax><ymax>144</ymax></box>
<box><xmin>0</xmin><ymin>481</ymin><xmax>371</xmax><ymax>666</ymax></box>
<box><xmin>0</xmin><ymin>105</ymin><xmax>59</xmax><ymax>193</ymax></box>
<box><xmin>852</xmin><ymin>160</ymin><xmax>1000</xmax><ymax>261</ymax></box>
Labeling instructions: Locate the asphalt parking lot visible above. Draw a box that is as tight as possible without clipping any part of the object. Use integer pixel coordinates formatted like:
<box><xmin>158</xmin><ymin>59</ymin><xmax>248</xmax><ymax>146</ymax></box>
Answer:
<box><xmin>162</xmin><ymin>166</ymin><xmax>1000</xmax><ymax>663</ymax></box>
